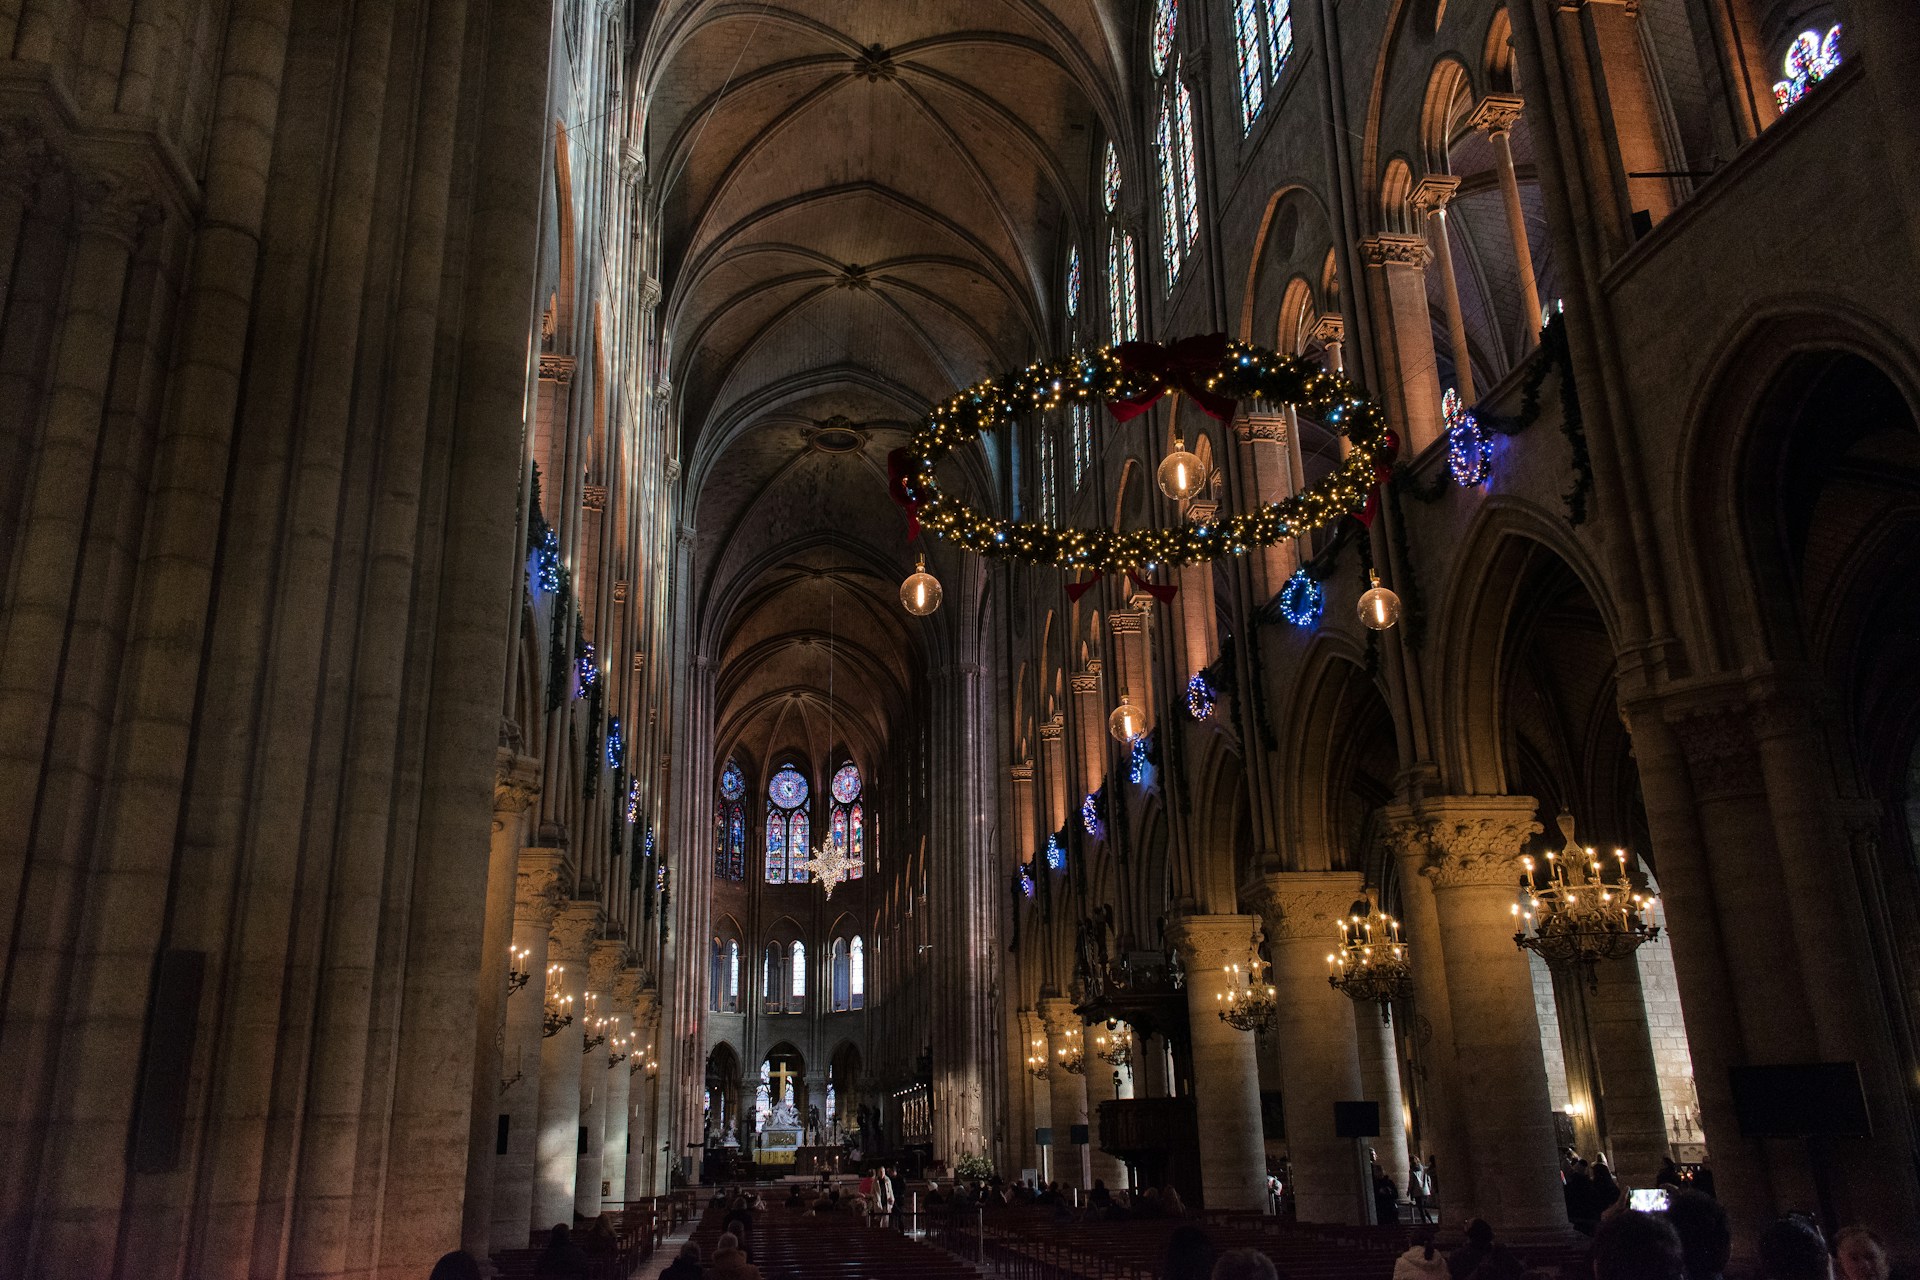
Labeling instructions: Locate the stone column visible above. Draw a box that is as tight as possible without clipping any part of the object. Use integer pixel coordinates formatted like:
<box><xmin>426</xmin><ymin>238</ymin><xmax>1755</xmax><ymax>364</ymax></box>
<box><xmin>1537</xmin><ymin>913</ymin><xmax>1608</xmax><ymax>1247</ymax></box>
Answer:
<box><xmin>1109</xmin><ymin>607</ymin><xmax>1154</xmax><ymax>732</ymax></box>
<box><xmin>1467</xmin><ymin>95</ymin><xmax>1544</xmax><ymax>342</ymax></box>
<box><xmin>1168</xmin><ymin>914</ymin><xmax>1269</xmax><ymax>1211</ymax></box>
<box><xmin>1040</xmin><ymin>718</ymin><xmax>1068</xmax><ymax>832</ymax></box>
<box><xmin>1022</xmin><ymin>1008</ymin><xmax>1053</xmax><ymax>1180</ymax></box>
<box><xmin>1420</xmin><ymin>798</ymin><xmax>1567</xmax><ymax>1233</ymax></box>
<box><xmin>1357</xmin><ymin>234</ymin><xmax>1445</xmax><ymax>455</ymax></box>
<box><xmin>1070</xmin><ymin>663</ymin><xmax>1105</xmax><ymax>797</ymax></box>
<box><xmin>1258</xmin><ymin>872</ymin><xmax>1368</xmax><ymax>1225</ymax></box>
<box><xmin>1176</xmin><ymin>500</ymin><xmax>1220</xmax><ymax>672</ymax></box>
<box><xmin>536</xmin><ymin>902</ymin><xmax>597</xmax><ymax>1230</ymax></box>
<box><xmin>1040</xmin><ymin>996</ymin><xmax>1090</xmax><ymax>1189</ymax></box>
<box><xmin>575</xmin><ymin>938</ymin><xmax>623</xmax><ymax>1218</ymax></box>
<box><xmin>601</xmin><ymin>966</ymin><xmax>642</xmax><ymax>1208</ymax></box>
<box><xmin>1584</xmin><ymin>956</ymin><xmax>1670</xmax><ymax>1186</ymax></box>
<box><xmin>1235</xmin><ymin>416</ymin><xmax>1296</xmax><ymax>602</ymax></box>
<box><xmin>1010</xmin><ymin>763</ymin><xmax>1037</xmax><ymax>866</ymax></box>
<box><xmin>1356</xmin><ymin>1007</ymin><xmax>1411</xmax><ymax>1195</ymax></box>
<box><xmin>625</xmin><ymin>988</ymin><xmax>658</xmax><ymax>1197</ymax></box>
<box><xmin>1413</xmin><ymin>175</ymin><xmax>1474</xmax><ymax>400</ymax></box>
<box><xmin>494</xmin><ymin>850</ymin><xmax>566</xmax><ymax>1248</ymax></box>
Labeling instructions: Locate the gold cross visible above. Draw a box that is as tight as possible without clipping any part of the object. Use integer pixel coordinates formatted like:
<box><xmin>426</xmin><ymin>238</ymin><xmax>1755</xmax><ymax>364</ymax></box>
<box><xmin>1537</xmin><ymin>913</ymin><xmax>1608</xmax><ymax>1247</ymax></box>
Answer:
<box><xmin>769</xmin><ymin>1061</ymin><xmax>798</xmax><ymax>1102</ymax></box>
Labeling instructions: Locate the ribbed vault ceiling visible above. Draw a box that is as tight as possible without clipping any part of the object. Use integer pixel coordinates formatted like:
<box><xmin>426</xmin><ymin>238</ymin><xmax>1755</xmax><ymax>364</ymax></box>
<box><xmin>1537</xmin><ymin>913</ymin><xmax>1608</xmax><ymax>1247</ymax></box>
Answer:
<box><xmin>647</xmin><ymin>0</ymin><xmax>1125</xmax><ymax>769</ymax></box>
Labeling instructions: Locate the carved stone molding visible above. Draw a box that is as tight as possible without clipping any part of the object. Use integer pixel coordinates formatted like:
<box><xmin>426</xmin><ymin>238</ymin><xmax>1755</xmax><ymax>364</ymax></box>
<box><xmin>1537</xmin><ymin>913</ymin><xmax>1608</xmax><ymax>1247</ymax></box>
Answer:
<box><xmin>494</xmin><ymin>748</ymin><xmax>541</xmax><ymax>818</ymax></box>
<box><xmin>1039</xmin><ymin>717</ymin><xmax>1065</xmax><ymax>742</ymax></box>
<box><xmin>1411</xmin><ymin>173</ymin><xmax>1461</xmax><ymax>215</ymax></box>
<box><xmin>588</xmin><ymin>938</ymin><xmax>625</xmax><ymax>993</ymax></box>
<box><xmin>1309</xmin><ymin>313</ymin><xmax>1346</xmax><ymax>348</ymax></box>
<box><xmin>1009</xmin><ymin>763</ymin><xmax>1035</xmax><ymax>783</ymax></box>
<box><xmin>1236</xmin><ymin>412</ymin><xmax>1288</xmax><ymax>445</ymax></box>
<box><xmin>1380</xmin><ymin>796</ymin><xmax>1542</xmax><ymax>889</ymax></box>
<box><xmin>549</xmin><ymin>901</ymin><xmax>602</xmax><ymax>965</ymax></box>
<box><xmin>1109</xmin><ymin>610</ymin><xmax>1144</xmax><ymax>636</ymax></box>
<box><xmin>613</xmin><ymin>580</ymin><xmax>628</xmax><ymax>603</ymax></box>
<box><xmin>582</xmin><ymin>484</ymin><xmax>607</xmax><ymax>512</ymax></box>
<box><xmin>1070</xmin><ymin>672</ymin><xmax>1100</xmax><ymax>696</ymax></box>
<box><xmin>1255</xmin><ymin>871</ymin><xmax>1366</xmax><ymax>942</ymax></box>
<box><xmin>0</xmin><ymin>120</ymin><xmax>60</xmax><ymax>202</ymax></box>
<box><xmin>73</xmin><ymin>168</ymin><xmax>162</xmax><ymax>247</ymax></box>
<box><xmin>1466</xmin><ymin>93</ymin><xmax>1526</xmax><ymax>135</ymax></box>
<box><xmin>515</xmin><ymin>848</ymin><xmax>568</xmax><ymax>927</ymax></box>
<box><xmin>1670</xmin><ymin>707</ymin><xmax>1764</xmax><ymax>800</ymax></box>
<box><xmin>1357</xmin><ymin>234</ymin><xmax>1431</xmax><ymax>268</ymax></box>
<box><xmin>1037</xmin><ymin>995</ymin><xmax>1081</xmax><ymax>1039</ymax></box>
<box><xmin>539</xmin><ymin>354</ymin><xmax>576</xmax><ymax>383</ymax></box>
<box><xmin>613</xmin><ymin>964</ymin><xmax>645</xmax><ymax>1008</ymax></box>
<box><xmin>1165</xmin><ymin>912</ymin><xmax>1263</xmax><ymax>972</ymax></box>
<box><xmin>1186</xmin><ymin>499</ymin><xmax>1220</xmax><ymax>524</ymax></box>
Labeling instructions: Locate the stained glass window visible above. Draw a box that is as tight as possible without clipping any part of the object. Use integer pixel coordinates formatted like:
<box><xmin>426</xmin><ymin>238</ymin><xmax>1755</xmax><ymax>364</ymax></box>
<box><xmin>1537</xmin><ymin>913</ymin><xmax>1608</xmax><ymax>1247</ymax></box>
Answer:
<box><xmin>1103</xmin><ymin>143</ymin><xmax>1122</xmax><ymax>213</ymax></box>
<box><xmin>1066</xmin><ymin>246</ymin><xmax>1081</xmax><ymax>318</ymax></box>
<box><xmin>830</xmin><ymin>762</ymin><xmax>863</xmax><ymax>879</ymax></box>
<box><xmin>832</xmin><ymin>938</ymin><xmax>851</xmax><ymax>1011</ymax></box>
<box><xmin>790</xmin><ymin>940</ymin><xmax>806</xmax><ymax>1002</ymax></box>
<box><xmin>1108</xmin><ymin>227</ymin><xmax>1138</xmax><ymax>342</ymax></box>
<box><xmin>851</xmin><ymin>935</ymin><xmax>865</xmax><ymax>1008</ymax></box>
<box><xmin>1156</xmin><ymin>105</ymin><xmax>1182</xmax><ymax>288</ymax></box>
<box><xmin>728</xmin><ymin>940</ymin><xmax>740</xmax><ymax>1007</ymax></box>
<box><xmin>1150</xmin><ymin>0</ymin><xmax>1178</xmax><ymax>76</ymax></box>
<box><xmin>1266</xmin><ymin>0</ymin><xmax>1293</xmax><ymax>78</ymax></box>
<box><xmin>716</xmin><ymin>759</ymin><xmax>746</xmax><ymax>880</ymax></box>
<box><xmin>767</xmin><ymin>764</ymin><xmax>809</xmax><ymax>883</ymax></box>
<box><xmin>1773</xmin><ymin>24</ymin><xmax>1841</xmax><ymax>112</ymax></box>
<box><xmin>1039</xmin><ymin>426</ymin><xmax>1057</xmax><ymax>526</ymax></box>
<box><xmin>1176</xmin><ymin>78</ymin><xmax>1199</xmax><ymax>250</ymax></box>
<box><xmin>1235</xmin><ymin>0</ymin><xmax>1264</xmax><ymax>131</ymax></box>
<box><xmin>1072</xmin><ymin>403</ymin><xmax>1092</xmax><ymax>490</ymax></box>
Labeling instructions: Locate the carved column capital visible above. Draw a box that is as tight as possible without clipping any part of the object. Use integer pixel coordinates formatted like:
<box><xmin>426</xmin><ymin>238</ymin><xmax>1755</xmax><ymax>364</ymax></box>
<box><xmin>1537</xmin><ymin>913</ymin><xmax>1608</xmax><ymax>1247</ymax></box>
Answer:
<box><xmin>1186</xmin><ymin>499</ymin><xmax>1220</xmax><ymax>524</ymax></box>
<box><xmin>1308</xmin><ymin>313</ymin><xmax>1346</xmax><ymax>349</ymax></box>
<box><xmin>1009</xmin><ymin>763</ymin><xmax>1035</xmax><ymax>784</ymax></box>
<box><xmin>539</xmin><ymin>353</ymin><xmax>576</xmax><ymax>383</ymax></box>
<box><xmin>1070</xmin><ymin>669</ymin><xmax>1101</xmax><ymax>696</ymax></box>
<box><xmin>1039</xmin><ymin>717</ymin><xmax>1065</xmax><ymax>742</ymax></box>
<box><xmin>1669</xmin><ymin>706</ymin><xmax>1764</xmax><ymax>799</ymax></box>
<box><xmin>515</xmin><ymin>848</ymin><xmax>568</xmax><ymax>927</ymax></box>
<box><xmin>1467</xmin><ymin>93</ymin><xmax>1526</xmax><ymax>135</ymax></box>
<box><xmin>588</xmin><ymin>938</ymin><xmax>626</xmax><ymax>992</ymax></box>
<box><xmin>613</xmin><ymin>963</ymin><xmax>646</xmax><ymax>1008</ymax></box>
<box><xmin>1357</xmin><ymin>234</ymin><xmax>1431</xmax><ymax>268</ymax></box>
<box><xmin>494</xmin><ymin>749</ymin><xmax>542</xmax><ymax>819</ymax></box>
<box><xmin>72</xmin><ymin>168</ymin><xmax>162</xmax><ymax>247</ymax></box>
<box><xmin>1254</xmin><ymin>870</ymin><xmax>1367</xmax><ymax>941</ymax></box>
<box><xmin>1236</xmin><ymin>413</ymin><xmax>1288</xmax><ymax>445</ymax></box>
<box><xmin>549</xmin><ymin>901</ymin><xmax>602</xmax><ymax>965</ymax></box>
<box><xmin>1165</xmin><ymin>912</ymin><xmax>1263</xmax><ymax>971</ymax></box>
<box><xmin>1411</xmin><ymin>173</ymin><xmax>1462</xmax><ymax>215</ymax></box>
<box><xmin>1381</xmin><ymin>796</ymin><xmax>1541</xmax><ymax>888</ymax></box>
<box><xmin>1037</xmin><ymin>995</ymin><xmax>1081</xmax><ymax>1038</ymax></box>
<box><xmin>1109</xmin><ymin>610</ymin><xmax>1144</xmax><ymax>636</ymax></box>
<box><xmin>0</xmin><ymin>120</ymin><xmax>60</xmax><ymax>202</ymax></box>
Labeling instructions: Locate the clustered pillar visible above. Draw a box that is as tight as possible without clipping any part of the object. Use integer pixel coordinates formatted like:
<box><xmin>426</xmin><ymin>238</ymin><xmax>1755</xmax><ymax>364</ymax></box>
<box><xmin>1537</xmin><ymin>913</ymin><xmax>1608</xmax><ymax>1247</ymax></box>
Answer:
<box><xmin>1169</xmin><ymin>914</ymin><xmax>1269</xmax><ymax>1211</ymax></box>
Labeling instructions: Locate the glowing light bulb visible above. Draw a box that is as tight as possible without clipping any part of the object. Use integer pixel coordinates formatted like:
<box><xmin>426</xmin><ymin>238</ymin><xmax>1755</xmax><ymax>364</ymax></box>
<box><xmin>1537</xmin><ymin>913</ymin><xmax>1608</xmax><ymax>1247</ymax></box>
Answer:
<box><xmin>900</xmin><ymin>555</ymin><xmax>943</xmax><ymax>616</ymax></box>
<box><xmin>1156</xmin><ymin>440</ymin><xmax>1207</xmax><ymax>500</ymax></box>
<box><xmin>1108</xmin><ymin>700</ymin><xmax>1145</xmax><ymax>743</ymax></box>
<box><xmin>1357</xmin><ymin>570</ymin><xmax>1402</xmax><ymax>630</ymax></box>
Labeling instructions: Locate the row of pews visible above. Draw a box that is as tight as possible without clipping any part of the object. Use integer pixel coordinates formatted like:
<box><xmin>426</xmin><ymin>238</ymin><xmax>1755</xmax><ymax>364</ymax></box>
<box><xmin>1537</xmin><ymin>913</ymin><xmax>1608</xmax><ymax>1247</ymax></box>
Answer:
<box><xmin>491</xmin><ymin>1194</ymin><xmax>696</xmax><ymax>1279</ymax></box>
<box><xmin>684</xmin><ymin>1198</ymin><xmax>987</xmax><ymax>1280</ymax></box>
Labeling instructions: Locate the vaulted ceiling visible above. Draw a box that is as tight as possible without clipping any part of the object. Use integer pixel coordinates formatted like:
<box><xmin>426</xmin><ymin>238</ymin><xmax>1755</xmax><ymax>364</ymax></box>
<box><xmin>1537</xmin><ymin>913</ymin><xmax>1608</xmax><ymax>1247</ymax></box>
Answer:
<box><xmin>644</xmin><ymin>0</ymin><xmax>1129</xmax><ymax>772</ymax></box>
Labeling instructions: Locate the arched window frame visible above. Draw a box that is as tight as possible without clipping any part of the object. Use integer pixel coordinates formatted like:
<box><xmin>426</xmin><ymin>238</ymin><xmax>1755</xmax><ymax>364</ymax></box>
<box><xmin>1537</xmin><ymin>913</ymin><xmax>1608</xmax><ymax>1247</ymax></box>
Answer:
<box><xmin>851</xmin><ymin>934</ymin><xmax>865</xmax><ymax>1010</ymax></box>
<box><xmin>765</xmin><ymin>762</ymin><xmax>811</xmax><ymax>883</ymax></box>
<box><xmin>1103</xmin><ymin>142</ymin><xmax>1138</xmax><ymax>345</ymax></box>
<box><xmin>1039</xmin><ymin>422</ymin><xmax>1058</xmax><ymax>526</ymax></box>
<box><xmin>831</xmin><ymin>938</ymin><xmax>851</xmax><ymax>1012</ymax></box>
<box><xmin>789</xmin><ymin>939</ymin><xmax>806</xmax><ymax>1011</ymax></box>
<box><xmin>1156</xmin><ymin>59</ymin><xmax>1200</xmax><ymax>291</ymax></box>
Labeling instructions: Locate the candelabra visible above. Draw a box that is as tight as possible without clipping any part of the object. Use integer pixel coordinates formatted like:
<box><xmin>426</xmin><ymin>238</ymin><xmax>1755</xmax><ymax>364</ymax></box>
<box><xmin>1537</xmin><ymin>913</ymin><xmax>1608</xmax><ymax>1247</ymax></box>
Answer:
<box><xmin>1055</xmin><ymin>1027</ymin><xmax>1086</xmax><ymax>1076</ymax></box>
<box><xmin>542</xmin><ymin>962</ymin><xmax>574</xmax><ymax>1038</ymax></box>
<box><xmin>1025</xmin><ymin>1038</ymin><xmax>1050</xmax><ymax>1080</ymax></box>
<box><xmin>1092</xmin><ymin>1021</ymin><xmax>1133</xmax><ymax>1068</ymax></box>
<box><xmin>1216</xmin><ymin>958</ymin><xmax>1277</xmax><ymax>1033</ymax></box>
<box><xmin>606</xmin><ymin>1032</ymin><xmax>630</xmax><ymax>1067</ymax></box>
<box><xmin>1327</xmin><ymin>898</ymin><xmax>1412</xmax><ymax>1023</ymax></box>
<box><xmin>506</xmin><ymin>944</ymin><xmax>533</xmax><ymax>996</ymax></box>
<box><xmin>1513</xmin><ymin>813</ymin><xmax>1661</xmax><ymax>989</ymax></box>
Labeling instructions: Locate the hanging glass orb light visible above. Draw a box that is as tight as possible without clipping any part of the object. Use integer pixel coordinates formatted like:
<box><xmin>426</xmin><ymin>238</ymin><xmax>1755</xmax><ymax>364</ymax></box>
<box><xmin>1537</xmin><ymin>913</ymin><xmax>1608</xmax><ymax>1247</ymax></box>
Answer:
<box><xmin>1108</xmin><ymin>699</ymin><xmax>1145</xmax><ymax>744</ymax></box>
<box><xmin>1357</xmin><ymin>570</ymin><xmax>1402</xmax><ymax>630</ymax></box>
<box><xmin>1156</xmin><ymin>439</ymin><xmax>1206</xmax><ymax>501</ymax></box>
<box><xmin>900</xmin><ymin>555</ymin><xmax>942</xmax><ymax>616</ymax></box>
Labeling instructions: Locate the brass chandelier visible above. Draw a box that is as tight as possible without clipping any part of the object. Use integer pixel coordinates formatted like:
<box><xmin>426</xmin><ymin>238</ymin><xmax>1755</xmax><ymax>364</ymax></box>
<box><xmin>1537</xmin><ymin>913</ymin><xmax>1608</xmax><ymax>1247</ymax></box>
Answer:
<box><xmin>1327</xmin><ymin>898</ymin><xmax>1411</xmax><ymax>1023</ymax></box>
<box><xmin>1092</xmin><ymin>1021</ymin><xmax>1133</xmax><ymax>1068</ymax></box>
<box><xmin>1216</xmin><ymin>957</ymin><xmax>1277</xmax><ymax>1033</ymax></box>
<box><xmin>1513</xmin><ymin>813</ymin><xmax>1660</xmax><ymax>988</ymax></box>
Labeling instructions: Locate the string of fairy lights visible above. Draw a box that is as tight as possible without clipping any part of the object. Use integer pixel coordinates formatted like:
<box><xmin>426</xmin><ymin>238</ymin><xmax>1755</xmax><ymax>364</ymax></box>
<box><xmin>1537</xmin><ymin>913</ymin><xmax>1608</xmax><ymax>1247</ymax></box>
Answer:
<box><xmin>894</xmin><ymin>340</ymin><xmax>1392</xmax><ymax>583</ymax></box>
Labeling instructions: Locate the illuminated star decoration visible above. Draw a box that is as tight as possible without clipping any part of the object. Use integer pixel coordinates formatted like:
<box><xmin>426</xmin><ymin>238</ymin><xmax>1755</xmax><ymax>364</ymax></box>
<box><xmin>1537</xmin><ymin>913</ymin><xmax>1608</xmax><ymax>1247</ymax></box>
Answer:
<box><xmin>796</xmin><ymin>841</ymin><xmax>855</xmax><ymax>900</ymax></box>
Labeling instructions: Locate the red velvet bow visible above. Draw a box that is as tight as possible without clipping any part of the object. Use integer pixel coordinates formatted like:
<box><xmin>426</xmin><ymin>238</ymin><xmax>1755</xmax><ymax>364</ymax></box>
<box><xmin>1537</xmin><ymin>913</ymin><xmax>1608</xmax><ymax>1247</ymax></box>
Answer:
<box><xmin>886</xmin><ymin>448</ymin><xmax>921</xmax><ymax>540</ymax></box>
<box><xmin>1065</xmin><ymin>570</ymin><xmax>1179</xmax><ymax>604</ymax></box>
<box><xmin>1350</xmin><ymin>431</ymin><xmax>1400</xmax><ymax>528</ymax></box>
<box><xmin>1106</xmin><ymin>333</ymin><xmax>1239</xmax><ymax>424</ymax></box>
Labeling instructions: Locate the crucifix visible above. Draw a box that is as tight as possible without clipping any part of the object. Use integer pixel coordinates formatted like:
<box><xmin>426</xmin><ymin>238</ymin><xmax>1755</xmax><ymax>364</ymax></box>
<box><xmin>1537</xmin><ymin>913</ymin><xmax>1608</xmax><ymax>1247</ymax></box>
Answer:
<box><xmin>769</xmin><ymin>1061</ymin><xmax>797</xmax><ymax>1104</ymax></box>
